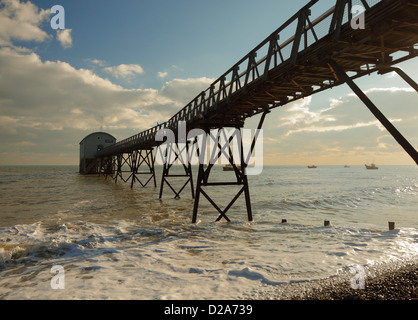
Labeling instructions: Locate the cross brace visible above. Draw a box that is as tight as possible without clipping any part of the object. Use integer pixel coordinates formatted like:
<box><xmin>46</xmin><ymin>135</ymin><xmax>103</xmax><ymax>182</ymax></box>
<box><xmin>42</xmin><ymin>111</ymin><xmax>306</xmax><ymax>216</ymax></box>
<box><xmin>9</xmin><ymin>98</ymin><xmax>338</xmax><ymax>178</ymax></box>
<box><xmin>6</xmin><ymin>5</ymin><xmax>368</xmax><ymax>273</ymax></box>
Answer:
<box><xmin>129</xmin><ymin>149</ymin><xmax>157</xmax><ymax>189</ymax></box>
<box><xmin>99</xmin><ymin>149</ymin><xmax>156</xmax><ymax>188</ymax></box>
<box><xmin>159</xmin><ymin>142</ymin><xmax>195</xmax><ymax>200</ymax></box>
<box><xmin>192</xmin><ymin>111</ymin><xmax>269</xmax><ymax>223</ymax></box>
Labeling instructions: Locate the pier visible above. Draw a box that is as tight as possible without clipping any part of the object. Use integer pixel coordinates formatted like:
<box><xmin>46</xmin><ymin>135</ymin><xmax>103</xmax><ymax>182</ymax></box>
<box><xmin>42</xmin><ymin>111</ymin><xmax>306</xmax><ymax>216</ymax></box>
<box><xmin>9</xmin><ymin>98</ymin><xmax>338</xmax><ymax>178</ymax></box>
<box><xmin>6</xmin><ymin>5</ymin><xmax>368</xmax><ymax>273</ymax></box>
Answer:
<box><xmin>90</xmin><ymin>0</ymin><xmax>418</xmax><ymax>222</ymax></box>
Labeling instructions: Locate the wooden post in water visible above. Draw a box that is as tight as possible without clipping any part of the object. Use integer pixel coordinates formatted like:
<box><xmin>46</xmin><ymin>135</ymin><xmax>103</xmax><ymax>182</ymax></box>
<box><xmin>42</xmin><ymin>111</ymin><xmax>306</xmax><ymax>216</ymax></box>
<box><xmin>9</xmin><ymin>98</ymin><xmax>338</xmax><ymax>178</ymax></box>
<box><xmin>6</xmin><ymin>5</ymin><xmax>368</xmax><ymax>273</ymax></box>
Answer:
<box><xmin>389</xmin><ymin>222</ymin><xmax>395</xmax><ymax>231</ymax></box>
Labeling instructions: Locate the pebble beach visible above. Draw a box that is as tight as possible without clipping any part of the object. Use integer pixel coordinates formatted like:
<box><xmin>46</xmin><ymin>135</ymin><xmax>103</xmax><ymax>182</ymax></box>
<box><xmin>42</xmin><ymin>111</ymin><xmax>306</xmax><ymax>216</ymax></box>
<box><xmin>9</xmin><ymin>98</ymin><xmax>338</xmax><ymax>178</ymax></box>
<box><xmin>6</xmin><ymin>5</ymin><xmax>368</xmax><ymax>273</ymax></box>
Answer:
<box><xmin>269</xmin><ymin>260</ymin><xmax>418</xmax><ymax>300</ymax></box>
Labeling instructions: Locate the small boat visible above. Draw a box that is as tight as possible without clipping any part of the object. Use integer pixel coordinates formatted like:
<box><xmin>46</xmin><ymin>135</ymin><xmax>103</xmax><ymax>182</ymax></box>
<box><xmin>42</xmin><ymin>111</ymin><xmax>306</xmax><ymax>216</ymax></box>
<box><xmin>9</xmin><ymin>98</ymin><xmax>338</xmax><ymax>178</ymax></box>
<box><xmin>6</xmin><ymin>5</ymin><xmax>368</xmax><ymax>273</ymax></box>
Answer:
<box><xmin>365</xmin><ymin>163</ymin><xmax>378</xmax><ymax>170</ymax></box>
<box><xmin>344</xmin><ymin>165</ymin><xmax>350</xmax><ymax>168</ymax></box>
<box><xmin>223</xmin><ymin>164</ymin><xmax>241</xmax><ymax>171</ymax></box>
<box><xmin>307</xmin><ymin>165</ymin><xmax>317</xmax><ymax>169</ymax></box>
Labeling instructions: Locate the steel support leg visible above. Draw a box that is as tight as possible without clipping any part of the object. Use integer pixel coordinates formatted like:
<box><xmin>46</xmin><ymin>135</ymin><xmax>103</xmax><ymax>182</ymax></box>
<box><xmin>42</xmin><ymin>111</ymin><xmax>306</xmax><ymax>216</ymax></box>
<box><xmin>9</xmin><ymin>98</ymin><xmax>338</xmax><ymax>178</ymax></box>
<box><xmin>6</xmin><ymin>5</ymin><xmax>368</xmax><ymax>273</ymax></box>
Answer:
<box><xmin>150</xmin><ymin>148</ymin><xmax>157</xmax><ymax>188</ymax></box>
<box><xmin>114</xmin><ymin>153</ymin><xmax>133</xmax><ymax>183</ymax></box>
<box><xmin>192</xmin><ymin>128</ymin><xmax>250</xmax><ymax>223</ymax></box>
<box><xmin>130</xmin><ymin>151</ymin><xmax>138</xmax><ymax>189</ymax></box>
<box><xmin>329</xmin><ymin>59</ymin><xmax>418</xmax><ymax>165</ymax></box>
<box><xmin>192</xmin><ymin>112</ymin><xmax>267</xmax><ymax>223</ymax></box>
<box><xmin>159</xmin><ymin>142</ymin><xmax>194</xmax><ymax>200</ymax></box>
<box><xmin>192</xmin><ymin>129</ymin><xmax>243</xmax><ymax>223</ymax></box>
<box><xmin>130</xmin><ymin>149</ymin><xmax>157</xmax><ymax>189</ymax></box>
<box><xmin>115</xmin><ymin>154</ymin><xmax>123</xmax><ymax>183</ymax></box>
<box><xmin>99</xmin><ymin>157</ymin><xmax>110</xmax><ymax>178</ymax></box>
<box><xmin>101</xmin><ymin>157</ymin><xmax>114</xmax><ymax>180</ymax></box>
<box><xmin>192</xmin><ymin>163</ymin><xmax>204</xmax><ymax>223</ymax></box>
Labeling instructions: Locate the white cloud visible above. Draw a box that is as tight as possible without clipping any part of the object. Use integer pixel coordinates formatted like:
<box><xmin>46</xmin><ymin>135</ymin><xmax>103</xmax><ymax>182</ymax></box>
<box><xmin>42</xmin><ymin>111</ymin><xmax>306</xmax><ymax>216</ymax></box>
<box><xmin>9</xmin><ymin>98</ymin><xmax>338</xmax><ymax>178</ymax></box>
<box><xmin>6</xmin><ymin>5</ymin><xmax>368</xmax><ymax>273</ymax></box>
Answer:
<box><xmin>71</xmin><ymin>108</ymin><xmax>83</xmax><ymax>115</ymax></box>
<box><xmin>281</xmin><ymin>103</ymin><xmax>404</xmax><ymax>137</ymax></box>
<box><xmin>277</xmin><ymin>97</ymin><xmax>339</xmax><ymax>129</ymax></box>
<box><xmin>56</xmin><ymin>29</ymin><xmax>72</xmax><ymax>48</ymax></box>
<box><xmin>87</xmin><ymin>58</ymin><xmax>106</xmax><ymax>66</ymax></box>
<box><xmin>275</xmin><ymin>89</ymin><xmax>410</xmax><ymax>139</ymax></box>
<box><xmin>14</xmin><ymin>141</ymin><xmax>37</xmax><ymax>147</ymax></box>
<box><xmin>158</xmin><ymin>71</ymin><xmax>168</xmax><ymax>79</ymax></box>
<box><xmin>103</xmin><ymin>64</ymin><xmax>145</xmax><ymax>79</ymax></box>
<box><xmin>0</xmin><ymin>48</ymin><xmax>216</xmax><ymax>134</ymax></box>
<box><xmin>0</xmin><ymin>47</ymin><xmax>173</xmax><ymax>133</ymax></box>
<box><xmin>285</xmin><ymin>120</ymin><xmax>383</xmax><ymax>136</ymax></box>
<box><xmin>348</xmin><ymin>87</ymin><xmax>415</xmax><ymax>96</ymax></box>
<box><xmin>0</xmin><ymin>46</ymin><xmax>222</xmax><ymax>164</ymax></box>
<box><xmin>0</xmin><ymin>0</ymin><xmax>75</xmax><ymax>50</ymax></box>
<box><xmin>0</xmin><ymin>0</ymin><xmax>50</xmax><ymax>46</ymax></box>
<box><xmin>160</xmin><ymin>77</ymin><xmax>215</xmax><ymax>106</ymax></box>
<box><xmin>258</xmin><ymin>83</ymin><xmax>418</xmax><ymax>165</ymax></box>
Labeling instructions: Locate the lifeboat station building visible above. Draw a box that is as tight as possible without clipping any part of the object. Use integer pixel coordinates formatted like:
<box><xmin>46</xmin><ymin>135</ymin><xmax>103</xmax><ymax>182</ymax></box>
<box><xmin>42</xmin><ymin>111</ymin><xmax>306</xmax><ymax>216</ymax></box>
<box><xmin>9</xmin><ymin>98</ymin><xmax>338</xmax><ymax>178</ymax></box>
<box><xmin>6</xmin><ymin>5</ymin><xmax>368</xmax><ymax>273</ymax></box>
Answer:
<box><xmin>79</xmin><ymin>132</ymin><xmax>116</xmax><ymax>174</ymax></box>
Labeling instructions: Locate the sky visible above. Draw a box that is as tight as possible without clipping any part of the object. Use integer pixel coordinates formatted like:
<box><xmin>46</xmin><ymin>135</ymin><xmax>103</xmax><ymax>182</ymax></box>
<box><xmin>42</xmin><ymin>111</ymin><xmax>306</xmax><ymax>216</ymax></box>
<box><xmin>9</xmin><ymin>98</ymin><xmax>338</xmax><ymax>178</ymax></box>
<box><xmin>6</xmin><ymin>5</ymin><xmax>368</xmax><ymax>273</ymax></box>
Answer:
<box><xmin>0</xmin><ymin>0</ymin><xmax>417</xmax><ymax>166</ymax></box>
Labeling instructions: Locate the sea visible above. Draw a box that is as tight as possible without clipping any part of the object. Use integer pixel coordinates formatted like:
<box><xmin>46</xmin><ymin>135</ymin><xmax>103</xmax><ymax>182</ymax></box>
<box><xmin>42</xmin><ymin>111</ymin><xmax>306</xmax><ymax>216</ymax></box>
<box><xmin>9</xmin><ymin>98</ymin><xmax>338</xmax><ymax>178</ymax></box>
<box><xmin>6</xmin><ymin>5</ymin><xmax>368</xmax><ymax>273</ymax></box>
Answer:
<box><xmin>0</xmin><ymin>165</ymin><xmax>417</xmax><ymax>300</ymax></box>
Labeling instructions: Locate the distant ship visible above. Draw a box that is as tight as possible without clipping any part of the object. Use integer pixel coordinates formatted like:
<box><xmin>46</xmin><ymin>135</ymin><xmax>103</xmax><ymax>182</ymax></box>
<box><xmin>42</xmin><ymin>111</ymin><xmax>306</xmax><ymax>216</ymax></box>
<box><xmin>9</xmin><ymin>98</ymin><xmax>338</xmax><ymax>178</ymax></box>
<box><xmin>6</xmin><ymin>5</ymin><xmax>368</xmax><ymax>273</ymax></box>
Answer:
<box><xmin>344</xmin><ymin>165</ymin><xmax>350</xmax><ymax>168</ymax></box>
<box><xmin>307</xmin><ymin>165</ymin><xmax>317</xmax><ymax>169</ymax></box>
<box><xmin>365</xmin><ymin>163</ymin><xmax>378</xmax><ymax>170</ymax></box>
<box><xmin>223</xmin><ymin>164</ymin><xmax>241</xmax><ymax>171</ymax></box>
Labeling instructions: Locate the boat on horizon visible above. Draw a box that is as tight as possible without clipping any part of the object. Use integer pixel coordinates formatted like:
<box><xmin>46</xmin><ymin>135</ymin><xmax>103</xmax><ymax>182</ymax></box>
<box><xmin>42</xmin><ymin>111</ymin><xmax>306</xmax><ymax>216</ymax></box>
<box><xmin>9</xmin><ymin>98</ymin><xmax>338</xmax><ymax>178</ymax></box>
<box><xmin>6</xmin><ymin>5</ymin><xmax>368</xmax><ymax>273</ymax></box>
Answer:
<box><xmin>223</xmin><ymin>164</ymin><xmax>241</xmax><ymax>171</ymax></box>
<box><xmin>307</xmin><ymin>165</ymin><xmax>317</xmax><ymax>169</ymax></box>
<box><xmin>365</xmin><ymin>163</ymin><xmax>378</xmax><ymax>170</ymax></box>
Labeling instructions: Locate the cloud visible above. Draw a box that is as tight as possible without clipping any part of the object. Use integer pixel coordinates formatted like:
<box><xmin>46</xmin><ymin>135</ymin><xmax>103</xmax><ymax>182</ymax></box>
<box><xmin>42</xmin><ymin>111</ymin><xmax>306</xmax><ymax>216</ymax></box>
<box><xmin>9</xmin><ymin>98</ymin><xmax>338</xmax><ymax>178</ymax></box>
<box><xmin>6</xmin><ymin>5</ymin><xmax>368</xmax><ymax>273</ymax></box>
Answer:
<box><xmin>0</xmin><ymin>48</ymin><xmax>215</xmax><ymax>132</ymax></box>
<box><xmin>277</xmin><ymin>97</ymin><xmax>339</xmax><ymax>130</ymax></box>
<box><xmin>348</xmin><ymin>87</ymin><xmax>415</xmax><ymax>96</ymax></box>
<box><xmin>56</xmin><ymin>29</ymin><xmax>72</xmax><ymax>48</ymax></box>
<box><xmin>103</xmin><ymin>64</ymin><xmax>145</xmax><ymax>79</ymax></box>
<box><xmin>14</xmin><ymin>141</ymin><xmax>37</xmax><ymax>147</ymax></box>
<box><xmin>0</xmin><ymin>0</ymin><xmax>74</xmax><ymax>50</ymax></box>
<box><xmin>257</xmin><ymin>84</ymin><xmax>418</xmax><ymax>165</ymax></box>
<box><xmin>0</xmin><ymin>47</ymin><xmax>220</xmax><ymax>164</ymax></box>
<box><xmin>284</xmin><ymin>119</ymin><xmax>400</xmax><ymax>136</ymax></box>
<box><xmin>87</xmin><ymin>58</ymin><xmax>106</xmax><ymax>66</ymax></box>
<box><xmin>158</xmin><ymin>71</ymin><xmax>168</xmax><ymax>79</ymax></box>
<box><xmin>160</xmin><ymin>77</ymin><xmax>215</xmax><ymax>106</ymax></box>
<box><xmin>276</xmin><ymin>89</ymin><xmax>410</xmax><ymax>138</ymax></box>
<box><xmin>0</xmin><ymin>47</ymin><xmax>173</xmax><ymax>133</ymax></box>
<box><xmin>0</xmin><ymin>0</ymin><xmax>50</xmax><ymax>46</ymax></box>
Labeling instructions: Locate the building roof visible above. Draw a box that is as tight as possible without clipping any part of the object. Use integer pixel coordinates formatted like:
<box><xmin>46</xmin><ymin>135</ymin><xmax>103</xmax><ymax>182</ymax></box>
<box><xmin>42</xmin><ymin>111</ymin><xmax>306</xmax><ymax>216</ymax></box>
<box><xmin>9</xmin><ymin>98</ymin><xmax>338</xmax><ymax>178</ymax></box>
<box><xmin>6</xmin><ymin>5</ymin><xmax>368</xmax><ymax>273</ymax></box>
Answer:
<box><xmin>79</xmin><ymin>132</ymin><xmax>117</xmax><ymax>144</ymax></box>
